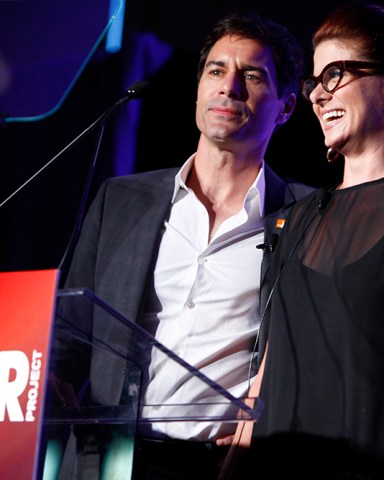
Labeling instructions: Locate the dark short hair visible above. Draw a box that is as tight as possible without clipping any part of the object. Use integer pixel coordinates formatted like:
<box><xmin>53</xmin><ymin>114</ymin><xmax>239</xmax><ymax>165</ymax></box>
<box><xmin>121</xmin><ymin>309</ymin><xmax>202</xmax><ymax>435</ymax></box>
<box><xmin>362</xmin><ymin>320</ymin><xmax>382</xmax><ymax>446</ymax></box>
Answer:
<box><xmin>313</xmin><ymin>2</ymin><xmax>384</xmax><ymax>64</ymax></box>
<box><xmin>197</xmin><ymin>12</ymin><xmax>304</xmax><ymax>98</ymax></box>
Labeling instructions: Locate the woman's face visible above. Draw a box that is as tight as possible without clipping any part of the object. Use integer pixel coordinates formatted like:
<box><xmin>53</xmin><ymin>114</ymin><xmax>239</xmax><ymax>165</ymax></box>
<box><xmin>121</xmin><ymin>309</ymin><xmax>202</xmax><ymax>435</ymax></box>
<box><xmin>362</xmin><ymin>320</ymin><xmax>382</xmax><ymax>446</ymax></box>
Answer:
<box><xmin>310</xmin><ymin>40</ymin><xmax>384</xmax><ymax>156</ymax></box>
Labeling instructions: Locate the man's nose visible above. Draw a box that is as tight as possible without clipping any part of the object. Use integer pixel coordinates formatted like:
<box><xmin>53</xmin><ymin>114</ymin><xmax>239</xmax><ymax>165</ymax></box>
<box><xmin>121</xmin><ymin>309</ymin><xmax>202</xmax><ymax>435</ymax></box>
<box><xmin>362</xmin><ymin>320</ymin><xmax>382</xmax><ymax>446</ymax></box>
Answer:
<box><xmin>220</xmin><ymin>73</ymin><xmax>245</xmax><ymax>98</ymax></box>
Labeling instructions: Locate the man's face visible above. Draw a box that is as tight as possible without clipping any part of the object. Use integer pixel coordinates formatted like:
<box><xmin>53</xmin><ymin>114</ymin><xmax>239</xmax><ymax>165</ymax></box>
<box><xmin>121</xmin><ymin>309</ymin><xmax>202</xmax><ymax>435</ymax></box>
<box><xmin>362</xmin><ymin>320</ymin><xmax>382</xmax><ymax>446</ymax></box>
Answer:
<box><xmin>196</xmin><ymin>35</ymin><xmax>292</xmax><ymax>152</ymax></box>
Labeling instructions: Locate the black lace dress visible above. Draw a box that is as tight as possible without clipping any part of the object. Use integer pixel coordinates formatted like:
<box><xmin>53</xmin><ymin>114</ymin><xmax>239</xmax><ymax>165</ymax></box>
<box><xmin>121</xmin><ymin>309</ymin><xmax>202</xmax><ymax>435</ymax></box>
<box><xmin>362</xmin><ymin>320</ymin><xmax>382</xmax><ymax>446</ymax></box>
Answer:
<box><xmin>251</xmin><ymin>178</ymin><xmax>384</xmax><ymax>479</ymax></box>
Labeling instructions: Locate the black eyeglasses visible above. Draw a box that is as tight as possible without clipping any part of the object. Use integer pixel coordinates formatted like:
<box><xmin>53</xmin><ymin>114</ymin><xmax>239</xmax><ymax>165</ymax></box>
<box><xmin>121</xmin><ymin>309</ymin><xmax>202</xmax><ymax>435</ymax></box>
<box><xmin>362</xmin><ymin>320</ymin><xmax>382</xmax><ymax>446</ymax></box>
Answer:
<box><xmin>301</xmin><ymin>60</ymin><xmax>384</xmax><ymax>102</ymax></box>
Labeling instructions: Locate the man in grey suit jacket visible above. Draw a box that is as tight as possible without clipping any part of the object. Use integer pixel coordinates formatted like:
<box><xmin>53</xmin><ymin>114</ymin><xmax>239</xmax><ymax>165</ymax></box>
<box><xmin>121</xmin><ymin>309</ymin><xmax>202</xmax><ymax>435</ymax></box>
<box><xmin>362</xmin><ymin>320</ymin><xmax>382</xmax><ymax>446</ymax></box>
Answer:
<box><xmin>51</xmin><ymin>11</ymin><xmax>314</xmax><ymax>480</ymax></box>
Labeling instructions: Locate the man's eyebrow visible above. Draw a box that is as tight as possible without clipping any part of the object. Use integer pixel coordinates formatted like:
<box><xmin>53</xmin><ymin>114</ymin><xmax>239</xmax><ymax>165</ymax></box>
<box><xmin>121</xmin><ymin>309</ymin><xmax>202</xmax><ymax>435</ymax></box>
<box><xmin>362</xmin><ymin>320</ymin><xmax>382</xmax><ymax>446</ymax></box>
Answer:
<box><xmin>242</xmin><ymin>64</ymin><xmax>268</xmax><ymax>75</ymax></box>
<box><xmin>205</xmin><ymin>60</ymin><xmax>225</xmax><ymax>69</ymax></box>
<box><xmin>205</xmin><ymin>60</ymin><xmax>268</xmax><ymax>76</ymax></box>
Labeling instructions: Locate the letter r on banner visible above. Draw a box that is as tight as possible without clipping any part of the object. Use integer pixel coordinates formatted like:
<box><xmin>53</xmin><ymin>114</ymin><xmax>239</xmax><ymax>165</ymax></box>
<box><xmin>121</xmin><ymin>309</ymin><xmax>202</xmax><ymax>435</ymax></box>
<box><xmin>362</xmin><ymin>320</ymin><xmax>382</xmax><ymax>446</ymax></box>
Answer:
<box><xmin>0</xmin><ymin>350</ymin><xmax>29</xmax><ymax>421</ymax></box>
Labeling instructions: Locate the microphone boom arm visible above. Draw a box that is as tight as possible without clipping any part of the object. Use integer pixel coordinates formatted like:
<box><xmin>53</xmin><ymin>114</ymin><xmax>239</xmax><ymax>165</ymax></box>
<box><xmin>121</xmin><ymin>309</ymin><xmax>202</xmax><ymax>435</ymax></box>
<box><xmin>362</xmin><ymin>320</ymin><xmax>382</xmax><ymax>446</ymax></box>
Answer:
<box><xmin>0</xmin><ymin>80</ymin><xmax>149</xmax><ymax>208</ymax></box>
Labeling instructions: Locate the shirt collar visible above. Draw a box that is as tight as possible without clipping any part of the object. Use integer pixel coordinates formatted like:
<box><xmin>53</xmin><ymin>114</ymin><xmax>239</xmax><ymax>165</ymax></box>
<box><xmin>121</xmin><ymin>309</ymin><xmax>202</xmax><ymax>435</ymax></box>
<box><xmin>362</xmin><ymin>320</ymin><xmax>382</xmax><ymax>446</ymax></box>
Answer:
<box><xmin>172</xmin><ymin>154</ymin><xmax>266</xmax><ymax>217</ymax></box>
<box><xmin>172</xmin><ymin>154</ymin><xmax>195</xmax><ymax>202</ymax></box>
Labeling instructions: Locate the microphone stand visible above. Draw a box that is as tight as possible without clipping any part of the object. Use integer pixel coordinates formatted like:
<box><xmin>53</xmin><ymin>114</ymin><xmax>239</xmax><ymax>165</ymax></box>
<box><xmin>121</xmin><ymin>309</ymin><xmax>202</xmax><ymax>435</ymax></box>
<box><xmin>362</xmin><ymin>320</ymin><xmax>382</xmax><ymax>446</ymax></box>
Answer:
<box><xmin>0</xmin><ymin>80</ymin><xmax>149</xmax><ymax>209</ymax></box>
<box><xmin>57</xmin><ymin>120</ymin><xmax>106</xmax><ymax>285</ymax></box>
<box><xmin>0</xmin><ymin>80</ymin><xmax>150</xmax><ymax>285</ymax></box>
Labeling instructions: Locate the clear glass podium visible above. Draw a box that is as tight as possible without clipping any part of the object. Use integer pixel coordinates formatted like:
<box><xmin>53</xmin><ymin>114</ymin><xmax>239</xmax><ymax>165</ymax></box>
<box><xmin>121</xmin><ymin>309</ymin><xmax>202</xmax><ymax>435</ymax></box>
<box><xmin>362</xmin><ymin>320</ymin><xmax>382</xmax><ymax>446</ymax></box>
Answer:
<box><xmin>40</xmin><ymin>288</ymin><xmax>263</xmax><ymax>479</ymax></box>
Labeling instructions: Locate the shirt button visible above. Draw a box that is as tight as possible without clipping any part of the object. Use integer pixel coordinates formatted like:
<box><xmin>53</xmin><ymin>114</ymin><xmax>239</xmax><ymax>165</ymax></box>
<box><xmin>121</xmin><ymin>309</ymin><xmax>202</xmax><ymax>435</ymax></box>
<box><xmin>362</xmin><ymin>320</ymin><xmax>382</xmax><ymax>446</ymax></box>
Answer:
<box><xmin>187</xmin><ymin>302</ymin><xmax>195</xmax><ymax>309</ymax></box>
<box><xmin>197</xmin><ymin>255</ymin><xmax>207</xmax><ymax>264</ymax></box>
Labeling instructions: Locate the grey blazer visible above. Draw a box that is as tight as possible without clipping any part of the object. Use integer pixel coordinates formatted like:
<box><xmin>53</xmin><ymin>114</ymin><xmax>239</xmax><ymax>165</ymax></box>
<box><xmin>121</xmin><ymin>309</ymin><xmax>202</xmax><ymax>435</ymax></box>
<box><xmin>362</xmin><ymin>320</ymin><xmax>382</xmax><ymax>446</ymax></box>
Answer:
<box><xmin>60</xmin><ymin>165</ymin><xmax>314</xmax><ymax>404</ymax></box>
<box><xmin>54</xmin><ymin>165</ymin><xmax>314</xmax><ymax>479</ymax></box>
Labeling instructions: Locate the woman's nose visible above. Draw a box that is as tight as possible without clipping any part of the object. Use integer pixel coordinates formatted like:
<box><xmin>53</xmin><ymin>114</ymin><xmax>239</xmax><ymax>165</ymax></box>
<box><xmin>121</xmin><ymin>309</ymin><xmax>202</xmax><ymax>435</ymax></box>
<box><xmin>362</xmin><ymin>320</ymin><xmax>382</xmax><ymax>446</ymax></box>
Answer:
<box><xmin>310</xmin><ymin>81</ymin><xmax>332</xmax><ymax>104</ymax></box>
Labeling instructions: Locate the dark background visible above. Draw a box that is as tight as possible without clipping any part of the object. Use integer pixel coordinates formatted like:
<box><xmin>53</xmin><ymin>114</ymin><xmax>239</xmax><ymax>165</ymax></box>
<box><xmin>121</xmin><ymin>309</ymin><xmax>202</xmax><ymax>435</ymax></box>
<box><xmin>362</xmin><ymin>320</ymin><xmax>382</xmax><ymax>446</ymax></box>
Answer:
<box><xmin>0</xmin><ymin>0</ymin><xmax>350</xmax><ymax>276</ymax></box>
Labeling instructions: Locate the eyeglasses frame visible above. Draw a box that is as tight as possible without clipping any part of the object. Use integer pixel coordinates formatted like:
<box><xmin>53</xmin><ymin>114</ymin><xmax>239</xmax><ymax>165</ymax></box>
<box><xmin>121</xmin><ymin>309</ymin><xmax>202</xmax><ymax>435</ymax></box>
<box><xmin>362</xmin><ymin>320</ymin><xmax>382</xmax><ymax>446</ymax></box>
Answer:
<box><xmin>301</xmin><ymin>60</ymin><xmax>384</xmax><ymax>102</ymax></box>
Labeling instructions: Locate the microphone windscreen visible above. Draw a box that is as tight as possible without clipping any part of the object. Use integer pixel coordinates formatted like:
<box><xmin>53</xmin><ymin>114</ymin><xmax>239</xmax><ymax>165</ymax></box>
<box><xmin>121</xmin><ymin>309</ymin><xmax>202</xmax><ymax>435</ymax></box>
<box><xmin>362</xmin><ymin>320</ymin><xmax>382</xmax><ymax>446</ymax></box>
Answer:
<box><xmin>267</xmin><ymin>233</ymin><xmax>279</xmax><ymax>252</ymax></box>
<box><xmin>125</xmin><ymin>80</ymin><xmax>150</xmax><ymax>99</ymax></box>
<box><xmin>316</xmin><ymin>188</ymin><xmax>332</xmax><ymax>210</ymax></box>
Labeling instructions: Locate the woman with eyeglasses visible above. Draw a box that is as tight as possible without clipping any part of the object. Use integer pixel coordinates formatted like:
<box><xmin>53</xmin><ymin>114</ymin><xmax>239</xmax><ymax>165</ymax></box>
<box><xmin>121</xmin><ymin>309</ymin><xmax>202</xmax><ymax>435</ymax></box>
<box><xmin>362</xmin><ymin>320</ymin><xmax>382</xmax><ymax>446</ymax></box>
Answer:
<box><xmin>219</xmin><ymin>3</ymin><xmax>384</xmax><ymax>479</ymax></box>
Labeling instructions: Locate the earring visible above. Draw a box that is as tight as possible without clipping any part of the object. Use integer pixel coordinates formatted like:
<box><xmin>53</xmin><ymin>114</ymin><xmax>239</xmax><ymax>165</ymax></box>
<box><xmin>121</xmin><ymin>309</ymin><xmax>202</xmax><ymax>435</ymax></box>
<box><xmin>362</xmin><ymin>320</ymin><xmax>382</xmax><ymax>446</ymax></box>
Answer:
<box><xmin>326</xmin><ymin>147</ymin><xmax>340</xmax><ymax>163</ymax></box>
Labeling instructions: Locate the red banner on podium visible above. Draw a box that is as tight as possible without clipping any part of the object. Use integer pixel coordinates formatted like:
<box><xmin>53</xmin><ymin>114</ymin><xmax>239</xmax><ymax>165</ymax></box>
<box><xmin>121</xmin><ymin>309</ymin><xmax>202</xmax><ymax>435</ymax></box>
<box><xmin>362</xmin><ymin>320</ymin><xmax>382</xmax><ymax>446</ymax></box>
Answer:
<box><xmin>0</xmin><ymin>270</ymin><xmax>59</xmax><ymax>480</ymax></box>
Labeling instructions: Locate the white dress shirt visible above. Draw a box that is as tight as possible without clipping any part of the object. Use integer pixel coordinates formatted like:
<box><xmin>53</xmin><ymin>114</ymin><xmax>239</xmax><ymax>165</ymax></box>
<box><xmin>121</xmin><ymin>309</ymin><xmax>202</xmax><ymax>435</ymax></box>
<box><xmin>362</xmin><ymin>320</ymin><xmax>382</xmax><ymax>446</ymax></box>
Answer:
<box><xmin>140</xmin><ymin>155</ymin><xmax>265</xmax><ymax>440</ymax></box>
